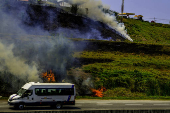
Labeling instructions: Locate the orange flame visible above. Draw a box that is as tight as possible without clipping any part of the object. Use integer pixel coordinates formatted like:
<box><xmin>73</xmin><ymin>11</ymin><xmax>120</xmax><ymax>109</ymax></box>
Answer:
<box><xmin>42</xmin><ymin>70</ymin><xmax>55</xmax><ymax>83</ymax></box>
<box><xmin>91</xmin><ymin>86</ymin><xmax>106</xmax><ymax>97</ymax></box>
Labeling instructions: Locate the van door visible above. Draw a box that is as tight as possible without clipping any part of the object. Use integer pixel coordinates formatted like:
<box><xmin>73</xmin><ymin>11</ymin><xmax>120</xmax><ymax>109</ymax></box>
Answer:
<box><xmin>22</xmin><ymin>90</ymin><xmax>34</xmax><ymax>105</ymax></box>
<box><xmin>28</xmin><ymin>90</ymin><xmax>34</xmax><ymax>102</ymax></box>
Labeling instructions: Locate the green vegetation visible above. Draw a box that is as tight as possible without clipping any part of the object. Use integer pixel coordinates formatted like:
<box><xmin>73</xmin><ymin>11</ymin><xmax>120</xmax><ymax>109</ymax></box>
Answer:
<box><xmin>1</xmin><ymin>18</ymin><xmax>170</xmax><ymax>99</ymax></box>
<box><xmin>76</xmin><ymin>96</ymin><xmax>170</xmax><ymax>100</ymax></box>
<box><xmin>123</xmin><ymin>18</ymin><xmax>170</xmax><ymax>45</ymax></box>
<box><xmin>0</xmin><ymin>97</ymin><xmax>8</xmax><ymax>100</ymax></box>
<box><xmin>72</xmin><ymin>19</ymin><xmax>170</xmax><ymax>98</ymax></box>
<box><xmin>73</xmin><ymin>47</ymin><xmax>170</xmax><ymax>97</ymax></box>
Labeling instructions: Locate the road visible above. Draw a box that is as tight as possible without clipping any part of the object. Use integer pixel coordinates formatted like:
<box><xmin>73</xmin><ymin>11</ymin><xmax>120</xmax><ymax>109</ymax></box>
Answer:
<box><xmin>1</xmin><ymin>99</ymin><xmax>170</xmax><ymax>112</ymax></box>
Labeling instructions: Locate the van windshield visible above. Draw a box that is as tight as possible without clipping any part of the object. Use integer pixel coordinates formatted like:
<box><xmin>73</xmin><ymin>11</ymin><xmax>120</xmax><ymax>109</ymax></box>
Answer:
<box><xmin>17</xmin><ymin>88</ymin><xmax>26</xmax><ymax>96</ymax></box>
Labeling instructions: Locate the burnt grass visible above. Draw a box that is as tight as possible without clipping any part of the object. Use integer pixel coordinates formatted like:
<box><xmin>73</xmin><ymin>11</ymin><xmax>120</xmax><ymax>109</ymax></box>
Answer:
<box><xmin>19</xmin><ymin>4</ymin><xmax>125</xmax><ymax>41</ymax></box>
<box><xmin>72</xmin><ymin>39</ymin><xmax>170</xmax><ymax>70</ymax></box>
<box><xmin>72</xmin><ymin>40</ymin><xmax>170</xmax><ymax>56</ymax></box>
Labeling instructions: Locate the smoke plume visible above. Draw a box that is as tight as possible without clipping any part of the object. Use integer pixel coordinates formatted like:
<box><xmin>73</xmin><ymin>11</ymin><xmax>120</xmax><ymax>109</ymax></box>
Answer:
<box><xmin>67</xmin><ymin>0</ymin><xmax>133</xmax><ymax>41</ymax></box>
<box><xmin>0</xmin><ymin>0</ymin><xmax>132</xmax><ymax>93</ymax></box>
<box><xmin>0</xmin><ymin>41</ymin><xmax>40</xmax><ymax>82</ymax></box>
<box><xmin>0</xmin><ymin>1</ymin><xmax>75</xmax><ymax>91</ymax></box>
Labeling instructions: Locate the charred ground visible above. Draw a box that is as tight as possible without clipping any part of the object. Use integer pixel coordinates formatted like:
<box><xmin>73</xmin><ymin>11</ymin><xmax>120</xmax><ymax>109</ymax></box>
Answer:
<box><xmin>5</xmin><ymin>3</ymin><xmax>125</xmax><ymax>41</ymax></box>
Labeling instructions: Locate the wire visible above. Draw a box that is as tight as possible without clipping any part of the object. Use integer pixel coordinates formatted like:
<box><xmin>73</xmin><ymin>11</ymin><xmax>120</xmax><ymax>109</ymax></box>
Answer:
<box><xmin>145</xmin><ymin>18</ymin><xmax>170</xmax><ymax>21</ymax></box>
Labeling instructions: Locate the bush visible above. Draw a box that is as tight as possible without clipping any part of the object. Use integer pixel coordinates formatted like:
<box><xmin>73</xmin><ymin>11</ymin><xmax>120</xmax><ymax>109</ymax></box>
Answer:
<box><xmin>103</xmin><ymin>87</ymin><xmax>146</xmax><ymax>97</ymax></box>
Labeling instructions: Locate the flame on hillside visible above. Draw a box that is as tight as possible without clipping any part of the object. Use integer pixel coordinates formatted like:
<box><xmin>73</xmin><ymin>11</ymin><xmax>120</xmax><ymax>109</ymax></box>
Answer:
<box><xmin>91</xmin><ymin>86</ymin><xmax>106</xmax><ymax>97</ymax></box>
<box><xmin>42</xmin><ymin>70</ymin><xmax>56</xmax><ymax>83</ymax></box>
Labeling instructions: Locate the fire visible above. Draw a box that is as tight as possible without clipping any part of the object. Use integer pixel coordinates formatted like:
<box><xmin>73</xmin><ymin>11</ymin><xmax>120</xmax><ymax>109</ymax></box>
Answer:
<box><xmin>42</xmin><ymin>70</ymin><xmax>55</xmax><ymax>83</ymax></box>
<box><xmin>91</xmin><ymin>86</ymin><xmax>106</xmax><ymax>97</ymax></box>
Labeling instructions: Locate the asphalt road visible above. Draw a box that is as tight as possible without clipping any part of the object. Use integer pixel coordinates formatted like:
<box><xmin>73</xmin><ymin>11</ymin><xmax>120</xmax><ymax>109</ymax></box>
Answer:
<box><xmin>1</xmin><ymin>99</ymin><xmax>170</xmax><ymax>112</ymax></box>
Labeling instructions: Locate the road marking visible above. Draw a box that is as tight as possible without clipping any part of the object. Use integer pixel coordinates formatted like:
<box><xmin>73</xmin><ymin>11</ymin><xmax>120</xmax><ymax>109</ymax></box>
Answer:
<box><xmin>76</xmin><ymin>102</ymin><xmax>85</xmax><ymax>103</ymax></box>
<box><xmin>154</xmin><ymin>104</ymin><xmax>169</xmax><ymax>106</ymax></box>
<box><xmin>97</xmin><ymin>104</ymin><xmax>113</xmax><ymax>105</ymax></box>
<box><xmin>0</xmin><ymin>106</ymin><xmax>8</xmax><ymax>107</ymax></box>
<box><xmin>97</xmin><ymin>102</ymin><xmax>111</xmax><ymax>104</ymax></box>
<box><xmin>125</xmin><ymin>104</ymin><xmax>143</xmax><ymax>106</ymax></box>
<box><xmin>76</xmin><ymin>105</ymin><xmax>82</xmax><ymax>106</ymax></box>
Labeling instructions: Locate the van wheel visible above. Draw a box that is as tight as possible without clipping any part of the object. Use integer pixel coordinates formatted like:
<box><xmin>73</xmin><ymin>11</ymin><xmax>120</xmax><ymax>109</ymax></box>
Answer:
<box><xmin>18</xmin><ymin>104</ymin><xmax>24</xmax><ymax>110</ymax></box>
<box><xmin>55</xmin><ymin>103</ymin><xmax>62</xmax><ymax>109</ymax></box>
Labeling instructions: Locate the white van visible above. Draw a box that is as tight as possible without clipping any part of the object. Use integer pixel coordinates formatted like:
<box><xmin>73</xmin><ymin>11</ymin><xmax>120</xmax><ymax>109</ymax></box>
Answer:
<box><xmin>8</xmin><ymin>82</ymin><xmax>76</xmax><ymax>109</ymax></box>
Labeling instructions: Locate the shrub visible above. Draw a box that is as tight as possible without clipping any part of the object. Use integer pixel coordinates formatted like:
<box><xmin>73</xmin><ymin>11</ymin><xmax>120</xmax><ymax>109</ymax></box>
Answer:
<box><xmin>103</xmin><ymin>87</ymin><xmax>146</xmax><ymax>97</ymax></box>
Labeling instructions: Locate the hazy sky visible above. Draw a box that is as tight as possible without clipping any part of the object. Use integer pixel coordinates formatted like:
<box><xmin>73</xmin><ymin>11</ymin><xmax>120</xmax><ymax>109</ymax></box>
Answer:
<box><xmin>100</xmin><ymin>0</ymin><xmax>170</xmax><ymax>24</ymax></box>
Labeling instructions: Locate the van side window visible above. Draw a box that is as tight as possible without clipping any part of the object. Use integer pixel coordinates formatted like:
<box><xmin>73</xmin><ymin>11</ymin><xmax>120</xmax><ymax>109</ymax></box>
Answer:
<box><xmin>65</xmin><ymin>88</ymin><xmax>74</xmax><ymax>95</ymax></box>
<box><xmin>42</xmin><ymin>89</ymin><xmax>47</xmax><ymax>95</ymax></box>
<box><xmin>47</xmin><ymin>89</ymin><xmax>56</xmax><ymax>95</ymax></box>
<box><xmin>35</xmin><ymin>89</ymin><xmax>40</xmax><ymax>95</ymax></box>
<box><xmin>35</xmin><ymin>89</ymin><xmax>47</xmax><ymax>95</ymax></box>
<box><xmin>35</xmin><ymin>88</ymin><xmax>74</xmax><ymax>95</ymax></box>
<box><xmin>56</xmin><ymin>88</ymin><xmax>74</xmax><ymax>95</ymax></box>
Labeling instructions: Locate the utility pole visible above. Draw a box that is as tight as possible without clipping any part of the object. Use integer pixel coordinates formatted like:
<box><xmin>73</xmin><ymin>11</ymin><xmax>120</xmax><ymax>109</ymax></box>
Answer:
<box><xmin>121</xmin><ymin>0</ymin><xmax>124</xmax><ymax>23</ymax></box>
<box><xmin>154</xmin><ymin>17</ymin><xmax>156</xmax><ymax>22</ymax></box>
<box><xmin>121</xmin><ymin>0</ymin><xmax>124</xmax><ymax>14</ymax></box>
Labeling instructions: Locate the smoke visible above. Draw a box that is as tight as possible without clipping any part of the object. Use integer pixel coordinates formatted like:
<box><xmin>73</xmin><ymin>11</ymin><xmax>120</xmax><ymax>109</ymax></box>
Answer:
<box><xmin>0</xmin><ymin>2</ymin><xmax>41</xmax><ymax>84</ymax></box>
<box><xmin>66</xmin><ymin>68</ymin><xmax>94</xmax><ymax>95</ymax></box>
<box><xmin>0</xmin><ymin>41</ymin><xmax>40</xmax><ymax>82</ymax></box>
<box><xmin>0</xmin><ymin>1</ymin><xmax>75</xmax><ymax>91</ymax></box>
<box><xmin>11</xmin><ymin>35</ymin><xmax>75</xmax><ymax>82</ymax></box>
<box><xmin>0</xmin><ymin>0</ymin><xmax>132</xmax><ymax>94</ymax></box>
<box><xmin>67</xmin><ymin>0</ymin><xmax>133</xmax><ymax>41</ymax></box>
<box><xmin>55</xmin><ymin>27</ymin><xmax>103</xmax><ymax>40</ymax></box>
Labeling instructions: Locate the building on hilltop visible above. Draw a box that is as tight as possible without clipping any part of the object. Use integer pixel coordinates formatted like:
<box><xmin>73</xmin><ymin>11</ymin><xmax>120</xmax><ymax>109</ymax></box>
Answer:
<box><xmin>134</xmin><ymin>15</ymin><xmax>143</xmax><ymax>20</ymax></box>
<box><xmin>58</xmin><ymin>1</ymin><xmax>71</xmax><ymax>7</ymax></box>
<box><xmin>119</xmin><ymin>13</ymin><xmax>135</xmax><ymax>18</ymax></box>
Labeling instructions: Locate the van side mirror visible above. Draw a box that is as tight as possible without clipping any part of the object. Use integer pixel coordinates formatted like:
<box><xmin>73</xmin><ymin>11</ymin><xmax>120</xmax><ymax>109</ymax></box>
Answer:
<box><xmin>23</xmin><ymin>94</ymin><xmax>29</xmax><ymax>97</ymax></box>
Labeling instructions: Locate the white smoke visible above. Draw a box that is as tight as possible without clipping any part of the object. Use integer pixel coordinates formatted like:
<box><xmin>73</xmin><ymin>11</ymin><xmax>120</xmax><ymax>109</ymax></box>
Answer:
<box><xmin>55</xmin><ymin>27</ymin><xmax>103</xmax><ymax>40</ymax></box>
<box><xmin>0</xmin><ymin>41</ymin><xmax>40</xmax><ymax>82</ymax></box>
<box><xmin>68</xmin><ymin>0</ymin><xmax>133</xmax><ymax>41</ymax></box>
<box><xmin>0</xmin><ymin>1</ymin><xmax>75</xmax><ymax>90</ymax></box>
<box><xmin>0</xmin><ymin>0</ymin><xmax>133</xmax><ymax>93</ymax></box>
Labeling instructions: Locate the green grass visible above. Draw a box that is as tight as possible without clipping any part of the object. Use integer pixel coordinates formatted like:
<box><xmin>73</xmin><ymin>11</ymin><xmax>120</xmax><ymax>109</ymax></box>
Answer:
<box><xmin>73</xmin><ymin>39</ymin><xmax>170</xmax><ymax>97</ymax></box>
<box><xmin>71</xmin><ymin>18</ymin><xmax>170</xmax><ymax>98</ymax></box>
<box><xmin>76</xmin><ymin>96</ymin><xmax>170</xmax><ymax>100</ymax></box>
<box><xmin>0</xmin><ymin>97</ymin><xmax>8</xmax><ymax>100</ymax></box>
<box><xmin>123</xmin><ymin>18</ymin><xmax>170</xmax><ymax>45</ymax></box>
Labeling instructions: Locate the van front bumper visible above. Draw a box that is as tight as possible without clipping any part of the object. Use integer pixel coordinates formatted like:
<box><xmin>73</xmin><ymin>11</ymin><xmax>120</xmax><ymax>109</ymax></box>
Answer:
<box><xmin>8</xmin><ymin>101</ymin><xmax>15</xmax><ymax>106</ymax></box>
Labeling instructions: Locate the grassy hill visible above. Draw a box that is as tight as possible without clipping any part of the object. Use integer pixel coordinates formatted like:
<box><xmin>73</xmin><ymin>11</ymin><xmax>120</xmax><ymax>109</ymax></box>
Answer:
<box><xmin>123</xmin><ymin>18</ymin><xmax>170</xmax><ymax>45</ymax></box>
<box><xmin>71</xmin><ymin>18</ymin><xmax>170</xmax><ymax>98</ymax></box>
<box><xmin>1</xmin><ymin>16</ymin><xmax>170</xmax><ymax>99</ymax></box>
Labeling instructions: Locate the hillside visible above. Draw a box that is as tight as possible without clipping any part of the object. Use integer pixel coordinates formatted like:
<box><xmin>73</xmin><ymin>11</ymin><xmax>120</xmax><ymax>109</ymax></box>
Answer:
<box><xmin>69</xmin><ymin>19</ymin><xmax>170</xmax><ymax>98</ymax></box>
<box><xmin>5</xmin><ymin>3</ymin><xmax>126</xmax><ymax>41</ymax></box>
<box><xmin>71</xmin><ymin>39</ymin><xmax>170</xmax><ymax>97</ymax></box>
<box><xmin>123</xmin><ymin>18</ymin><xmax>170</xmax><ymax>45</ymax></box>
<box><xmin>0</xmin><ymin>2</ymin><xmax>170</xmax><ymax>99</ymax></box>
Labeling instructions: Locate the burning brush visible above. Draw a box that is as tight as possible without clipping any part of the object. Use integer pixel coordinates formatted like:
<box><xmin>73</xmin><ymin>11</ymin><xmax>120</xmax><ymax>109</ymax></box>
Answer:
<box><xmin>91</xmin><ymin>86</ymin><xmax>107</xmax><ymax>97</ymax></box>
<box><xmin>42</xmin><ymin>70</ymin><xmax>56</xmax><ymax>83</ymax></box>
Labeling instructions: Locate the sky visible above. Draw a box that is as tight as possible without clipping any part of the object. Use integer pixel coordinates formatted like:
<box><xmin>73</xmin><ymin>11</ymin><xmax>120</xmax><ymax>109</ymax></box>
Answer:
<box><xmin>100</xmin><ymin>0</ymin><xmax>170</xmax><ymax>24</ymax></box>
